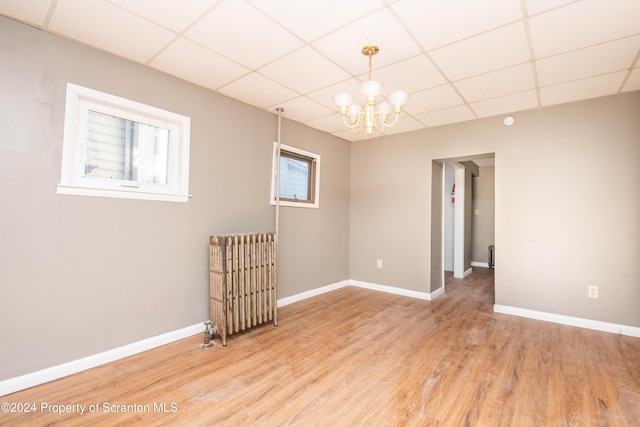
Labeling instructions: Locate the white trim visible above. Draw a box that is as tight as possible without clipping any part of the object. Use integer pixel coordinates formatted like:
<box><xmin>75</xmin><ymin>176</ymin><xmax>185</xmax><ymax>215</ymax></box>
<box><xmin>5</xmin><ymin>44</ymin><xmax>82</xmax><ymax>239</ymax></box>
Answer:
<box><xmin>56</xmin><ymin>184</ymin><xmax>189</xmax><ymax>203</ymax></box>
<box><xmin>58</xmin><ymin>83</ymin><xmax>191</xmax><ymax>203</ymax></box>
<box><xmin>453</xmin><ymin>164</ymin><xmax>465</xmax><ymax>278</ymax></box>
<box><xmin>464</xmin><ymin>267</ymin><xmax>473</xmax><ymax>277</ymax></box>
<box><xmin>278</xmin><ymin>280</ymin><xmax>350</xmax><ymax>307</ymax></box>
<box><xmin>0</xmin><ymin>323</ymin><xmax>202</xmax><ymax>397</ymax></box>
<box><xmin>470</xmin><ymin>261</ymin><xmax>489</xmax><ymax>268</ymax></box>
<box><xmin>278</xmin><ymin>279</ymin><xmax>439</xmax><ymax>307</ymax></box>
<box><xmin>493</xmin><ymin>305</ymin><xmax>640</xmax><ymax>338</ymax></box>
<box><xmin>350</xmin><ymin>280</ymin><xmax>432</xmax><ymax>301</ymax></box>
<box><xmin>430</xmin><ymin>286</ymin><xmax>445</xmax><ymax>300</ymax></box>
<box><xmin>270</xmin><ymin>142</ymin><xmax>321</xmax><ymax>209</ymax></box>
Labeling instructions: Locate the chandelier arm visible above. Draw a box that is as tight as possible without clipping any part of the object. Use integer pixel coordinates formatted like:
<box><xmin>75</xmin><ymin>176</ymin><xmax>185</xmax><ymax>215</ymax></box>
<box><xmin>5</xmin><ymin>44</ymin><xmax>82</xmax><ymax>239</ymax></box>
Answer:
<box><xmin>374</xmin><ymin>115</ymin><xmax>386</xmax><ymax>133</ymax></box>
<box><xmin>341</xmin><ymin>113</ymin><xmax>364</xmax><ymax>130</ymax></box>
<box><xmin>341</xmin><ymin>115</ymin><xmax>356</xmax><ymax>129</ymax></box>
<box><xmin>353</xmin><ymin>112</ymin><xmax>365</xmax><ymax>133</ymax></box>
<box><xmin>373</xmin><ymin>111</ymin><xmax>401</xmax><ymax>134</ymax></box>
<box><xmin>385</xmin><ymin>112</ymin><xmax>401</xmax><ymax>127</ymax></box>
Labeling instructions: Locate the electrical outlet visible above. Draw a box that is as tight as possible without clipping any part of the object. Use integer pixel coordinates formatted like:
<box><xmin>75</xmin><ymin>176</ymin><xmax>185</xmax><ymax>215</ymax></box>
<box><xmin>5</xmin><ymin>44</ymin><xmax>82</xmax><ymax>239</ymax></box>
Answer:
<box><xmin>588</xmin><ymin>285</ymin><xmax>599</xmax><ymax>299</ymax></box>
<box><xmin>377</xmin><ymin>259</ymin><xmax>383</xmax><ymax>269</ymax></box>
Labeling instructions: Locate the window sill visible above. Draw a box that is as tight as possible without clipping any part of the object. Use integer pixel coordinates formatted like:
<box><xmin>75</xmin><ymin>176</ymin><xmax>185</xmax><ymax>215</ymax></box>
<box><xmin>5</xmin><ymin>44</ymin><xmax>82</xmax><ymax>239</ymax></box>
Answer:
<box><xmin>56</xmin><ymin>184</ymin><xmax>190</xmax><ymax>203</ymax></box>
<box><xmin>270</xmin><ymin>199</ymin><xmax>318</xmax><ymax>209</ymax></box>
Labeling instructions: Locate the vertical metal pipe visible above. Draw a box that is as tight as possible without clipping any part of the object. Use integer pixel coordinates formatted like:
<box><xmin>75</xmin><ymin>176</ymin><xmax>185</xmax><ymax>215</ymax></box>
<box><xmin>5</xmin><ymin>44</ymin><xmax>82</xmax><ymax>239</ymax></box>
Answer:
<box><xmin>274</xmin><ymin>108</ymin><xmax>283</xmax><ymax>326</ymax></box>
<box><xmin>275</xmin><ymin>107</ymin><xmax>284</xmax><ymax>237</ymax></box>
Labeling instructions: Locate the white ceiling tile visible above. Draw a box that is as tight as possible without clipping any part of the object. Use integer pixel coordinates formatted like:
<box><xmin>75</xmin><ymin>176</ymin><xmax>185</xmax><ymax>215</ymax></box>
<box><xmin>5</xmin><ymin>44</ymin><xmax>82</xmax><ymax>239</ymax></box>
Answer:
<box><xmin>470</xmin><ymin>90</ymin><xmax>538</xmax><ymax>117</ymax></box>
<box><xmin>540</xmin><ymin>71</ymin><xmax>628</xmax><ymax>107</ymax></box>
<box><xmin>454</xmin><ymin>63</ymin><xmax>535</xmax><ymax>102</ymax></box>
<box><xmin>49</xmin><ymin>0</ymin><xmax>175</xmax><ymax>62</ymax></box>
<box><xmin>0</xmin><ymin>0</ymin><xmax>52</xmax><ymax>26</ymax></box>
<box><xmin>332</xmin><ymin>128</ymin><xmax>371</xmax><ymax>141</ymax></box>
<box><xmin>377</xmin><ymin>115</ymin><xmax>425</xmax><ymax>136</ymax></box>
<box><xmin>2</xmin><ymin>0</ymin><xmax>636</xmax><ymax>139</ymax></box>
<box><xmin>430</xmin><ymin>22</ymin><xmax>531</xmax><ymax>82</ymax></box>
<box><xmin>108</xmin><ymin>0</ymin><xmax>217</xmax><ymax>32</ymax></box>
<box><xmin>270</xmin><ymin>96</ymin><xmax>335</xmax><ymax>123</ymax></box>
<box><xmin>414</xmin><ymin>105</ymin><xmax>477</xmax><ymax>127</ymax></box>
<box><xmin>524</xmin><ymin>0</ymin><xmax>576</xmax><ymax>16</ymax></box>
<box><xmin>186</xmin><ymin>1</ymin><xmax>303</xmax><ymax>69</ymax></box>
<box><xmin>218</xmin><ymin>73</ymin><xmax>297</xmax><ymax>109</ymax></box>
<box><xmin>537</xmin><ymin>35</ymin><xmax>640</xmax><ymax>86</ymax></box>
<box><xmin>362</xmin><ymin>55</ymin><xmax>447</xmax><ymax>94</ymax></box>
<box><xmin>622</xmin><ymin>68</ymin><xmax>640</xmax><ymax>93</ymax></box>
<box><xmin>149</xmin><ymin>39</ymin><xmax>249</xmax><ymax>91</ymax></box>
<box><xmin>305</xmin><ymin>114</ymin><xmax>347</xmax><ymax>134</ymax></box>
<box><xmin>306</xmin><ymin>79</ymin><xmax>365</xmax><ymax>110</ymax></box>
<box><xmin>258</xmin><ymin>47</ymin><xmax>351</xmax><ymax>94</ymax></box>
<box><xmin>529</xmin><ymin>0</ymin><xmax>640</xmax><ymax>58</ymax></box>
<box><xmin>392</xmin><ymin>0</ymin><xmax>523</xmax><ymax>51</ymax></box>
<box><xmin>248</xmin><ymin>0</ymin><xmax>384</xmax><ymax>42</ymax></box>
<box><xmin>312</xmin><ymin>8</ymin><xmax>421</xmax><ymax>75</ymax></box>
<box><xmin>404</xmin><ymin>84</ymin><xmax>464</xmax><ymax>115</ymax></box>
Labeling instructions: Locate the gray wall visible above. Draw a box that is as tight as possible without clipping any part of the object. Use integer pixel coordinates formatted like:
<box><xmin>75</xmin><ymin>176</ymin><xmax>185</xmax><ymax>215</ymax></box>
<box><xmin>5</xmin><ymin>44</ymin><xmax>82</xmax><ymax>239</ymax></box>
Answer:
<box><xmin>350</xmin><ymin>91</ymin><xmax>640</xmax><ymax>327</ymax></box>
<box><xmin>429</xmin><ymin>161</ymin><xmax>443</xmax><ymax>292</ymax></box>
<box><xmin>349</xmin><ymin>135</ymin><xmax>431</xmax><ymax>291</ymax></box>
<box><xmin>443</xmin><ymin>164</ymin><xmax>455</xmax><ymax>271</ymax></box>
<box><xmin>461</xmin><ymin>161</ymin><xmax>479</xmax><ymax>271</ymax></box>
<box><xmin>471</xmin><ymin>166</ymin><xmax>495</xmax><ymax>265</ymax></box>
<box><xmin>0</xmin><ymin>17</ymin><xmax>350</xmax><ymax>380</ymax></box>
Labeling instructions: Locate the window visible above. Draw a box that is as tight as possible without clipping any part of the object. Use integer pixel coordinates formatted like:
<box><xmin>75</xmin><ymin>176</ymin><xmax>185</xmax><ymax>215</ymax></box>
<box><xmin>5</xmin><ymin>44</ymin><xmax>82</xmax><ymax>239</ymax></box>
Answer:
<box><xmin>57</xmin><ymin>83</ymin><xmax>191</xmax><ymax>202</ymax></box>
<box><xmin>271</xmin><ymin>143</ymin><xmax>320</xmax><ymax>208</ymax></box>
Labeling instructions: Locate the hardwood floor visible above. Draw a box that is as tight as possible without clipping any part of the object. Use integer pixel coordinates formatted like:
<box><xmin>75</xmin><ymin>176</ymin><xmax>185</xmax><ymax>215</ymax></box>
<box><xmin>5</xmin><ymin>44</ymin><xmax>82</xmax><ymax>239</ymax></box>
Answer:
<box><xmin>2</xmin><ymin>268</ymin><xmax>639</xmax><ymax>426</ymax></box>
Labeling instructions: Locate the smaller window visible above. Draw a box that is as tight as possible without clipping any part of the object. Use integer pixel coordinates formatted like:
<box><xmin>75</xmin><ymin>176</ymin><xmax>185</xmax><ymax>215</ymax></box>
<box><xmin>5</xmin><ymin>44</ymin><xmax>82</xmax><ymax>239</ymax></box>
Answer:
<box><xmin>57</xmin><ymin>83</ymin><xmax>191</xmax><ymax>202</ymax></box>
<box><xmin>271</xmin><ymin>143</ymin><xmax>320</xmax><ymax>208</ymax></box>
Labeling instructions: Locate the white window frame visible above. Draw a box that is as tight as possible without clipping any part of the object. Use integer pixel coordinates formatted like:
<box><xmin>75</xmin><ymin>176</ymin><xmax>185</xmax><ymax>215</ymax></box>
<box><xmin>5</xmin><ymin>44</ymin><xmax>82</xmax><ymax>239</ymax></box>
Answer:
<box><xmin>270</xmin><ymin>142</ymin><xmax>321</xmax><ymax>209</ymax></box>
<box><xmin>57</xmin><ymin>83</ymin><xmax>191</xmax><ymax>202</ymax></box>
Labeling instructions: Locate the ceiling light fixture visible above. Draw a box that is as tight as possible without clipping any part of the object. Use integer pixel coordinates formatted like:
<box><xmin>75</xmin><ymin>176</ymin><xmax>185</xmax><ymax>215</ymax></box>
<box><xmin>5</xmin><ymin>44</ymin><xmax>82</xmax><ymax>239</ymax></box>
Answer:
<box><xmin>503</xmin><ymin>115</ymin><xmax>515</xmax><ymax>126</ymax></box>
<box><xmin>333</xmin><ymin>45</ymin><xmax>408</xmax><ymax>137</ymax></box>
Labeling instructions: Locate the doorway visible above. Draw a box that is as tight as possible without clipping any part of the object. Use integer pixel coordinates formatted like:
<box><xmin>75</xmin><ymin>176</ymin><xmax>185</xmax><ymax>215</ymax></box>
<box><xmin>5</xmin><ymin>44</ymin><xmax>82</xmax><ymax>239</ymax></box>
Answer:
<box><xmin>431</xmin><ymin>154</ymin><xmax>495</xmax><ymax>295</ymax></box>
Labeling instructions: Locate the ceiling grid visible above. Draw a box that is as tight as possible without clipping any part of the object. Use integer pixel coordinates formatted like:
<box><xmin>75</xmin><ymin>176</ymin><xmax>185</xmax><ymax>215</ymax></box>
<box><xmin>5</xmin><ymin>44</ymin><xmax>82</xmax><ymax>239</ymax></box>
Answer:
<box><xmin>1</xmin><ymin>0</ymin><xmax>638</xmax><ymax>141</ymax></box>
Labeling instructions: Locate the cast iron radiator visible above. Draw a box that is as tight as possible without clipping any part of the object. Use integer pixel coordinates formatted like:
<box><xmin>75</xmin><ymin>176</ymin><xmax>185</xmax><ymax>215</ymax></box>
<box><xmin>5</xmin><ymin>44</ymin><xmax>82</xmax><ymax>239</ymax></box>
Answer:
<box><xmin>209</xmin><ymin>233</ymin><xmax>278</xmax><ymax>347</ymax></box>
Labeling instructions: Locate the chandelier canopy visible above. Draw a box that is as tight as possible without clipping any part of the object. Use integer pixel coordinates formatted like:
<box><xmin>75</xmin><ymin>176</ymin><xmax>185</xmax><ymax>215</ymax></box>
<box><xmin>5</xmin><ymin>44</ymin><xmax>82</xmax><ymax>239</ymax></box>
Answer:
<box><xmin>333</xmin><ymin>45</ymin><xmax>408</xmax><ymax>136</ymax></box>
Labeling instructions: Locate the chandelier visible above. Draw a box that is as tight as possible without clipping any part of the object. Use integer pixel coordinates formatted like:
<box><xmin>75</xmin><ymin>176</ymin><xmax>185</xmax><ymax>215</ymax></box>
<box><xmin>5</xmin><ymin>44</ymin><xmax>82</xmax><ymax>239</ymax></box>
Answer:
<box><xmin>333</xmin><ymin>45</ymin><xmax>408</xmax><ymax>136</ymax></box>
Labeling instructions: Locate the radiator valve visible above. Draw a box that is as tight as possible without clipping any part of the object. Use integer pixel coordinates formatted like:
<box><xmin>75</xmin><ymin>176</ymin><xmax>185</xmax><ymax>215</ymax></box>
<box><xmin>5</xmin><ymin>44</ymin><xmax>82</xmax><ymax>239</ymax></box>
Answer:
<box><xmin>199</xmin><ymin>320</ymin><xmax>214</xmax><ymax>349</ymax></box>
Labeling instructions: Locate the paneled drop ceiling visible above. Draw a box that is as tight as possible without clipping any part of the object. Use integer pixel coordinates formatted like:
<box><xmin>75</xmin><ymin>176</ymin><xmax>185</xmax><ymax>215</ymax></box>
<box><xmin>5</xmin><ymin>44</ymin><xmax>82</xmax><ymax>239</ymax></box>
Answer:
<box><xmin>1</xmin><ymin>0</ymin><xmax>639</xmax><ymax>141</ymax></box>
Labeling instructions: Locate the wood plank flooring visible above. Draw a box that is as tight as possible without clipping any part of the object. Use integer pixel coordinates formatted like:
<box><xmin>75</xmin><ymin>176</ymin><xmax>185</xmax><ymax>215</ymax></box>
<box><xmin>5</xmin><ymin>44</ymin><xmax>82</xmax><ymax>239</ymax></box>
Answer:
<box><xmin>1</xmin><ymin>268</ymin><xmax>639</xmax><ymax>426</ymax></box>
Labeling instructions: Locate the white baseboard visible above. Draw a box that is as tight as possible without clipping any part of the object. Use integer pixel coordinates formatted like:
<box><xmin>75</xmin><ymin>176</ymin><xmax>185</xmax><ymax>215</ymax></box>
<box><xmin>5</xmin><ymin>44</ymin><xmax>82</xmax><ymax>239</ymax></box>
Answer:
<box><xmin>0</xmin><ymin>323</ymin><xmax>203</xmax><ymax>397</ymax></box>
<box><xmin>464</xmin><ymin>267</ymin><xmax>473</xmax><ymax>277</ymax></box>
<box><xmin>430</xmin><ymin>286</ymin><xmax>445</xmax><ymax>299</ymax></box>
<box><xmin>493</xmin><ymin>304</ymin><xmax>640</xmax><ymax>338</ymax></box>
<box><xmin>277</xmin><ymin>280</ymin><xmax>350</xmax><ymax>307</ymax></box>
<box><xmin>278</xmin><ymin>279</ymin><xmax>439</xmax><ymax>306</ymax></box>
<box><xmin>470</xmin><ymin>261</ymin><xmax>489</xmax><ymax>268</ymax></box>
<box><xmin>349</xmin><ymin>280</ymin><xmax>433</xmax><ymax>301</ymax></box>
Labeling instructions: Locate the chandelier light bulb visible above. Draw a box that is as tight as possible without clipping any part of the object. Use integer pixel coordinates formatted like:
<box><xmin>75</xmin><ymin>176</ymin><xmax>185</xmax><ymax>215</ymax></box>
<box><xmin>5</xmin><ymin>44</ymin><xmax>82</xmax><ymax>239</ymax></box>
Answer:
<box><xmin>389</xmin><ymin>90</ymin><xmax>409</xmax><ymax>109</ymax></box>
<box><xmin>376</xmin><ymin>102</ymin><xmax>392</xmax><ymax>122</ymax></box>
<box><xmin>333</xmin><ymin>93</ymin><xmax>353</xmax><ymax>112</ymax></box>
<box><xmin>347</xmin><ymin>104</ymin><xmax>362</xmax><ymax>124</ymax></box>
<box><xmin>361</xmin><ymin>80</ymin><xmax>383</xmax><ymax>101</ymax></box>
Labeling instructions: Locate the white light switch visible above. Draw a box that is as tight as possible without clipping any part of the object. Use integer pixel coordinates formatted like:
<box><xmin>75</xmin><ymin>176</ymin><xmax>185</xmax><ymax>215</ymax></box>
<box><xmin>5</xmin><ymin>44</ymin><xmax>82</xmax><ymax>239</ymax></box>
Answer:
<box><xmin>474</xmin><ymin>209</ymin><xmax>480</xmax><ymax>216</ymax></box>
